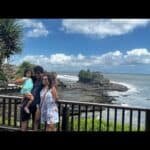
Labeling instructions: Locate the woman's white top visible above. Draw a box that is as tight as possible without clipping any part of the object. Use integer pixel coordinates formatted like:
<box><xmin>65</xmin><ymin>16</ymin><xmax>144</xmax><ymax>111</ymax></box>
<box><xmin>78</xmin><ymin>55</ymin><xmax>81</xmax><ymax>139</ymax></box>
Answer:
<box><xmin>40</xmin><ymin>88</ymin><xmax>59</xmax><ymax>124</ymax></box>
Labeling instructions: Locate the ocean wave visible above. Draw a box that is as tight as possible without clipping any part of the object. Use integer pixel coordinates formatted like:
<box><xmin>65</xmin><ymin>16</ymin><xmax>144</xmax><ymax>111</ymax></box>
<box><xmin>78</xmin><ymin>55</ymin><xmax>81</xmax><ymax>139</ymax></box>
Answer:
<box><xmin>57</xmin><ymin>74</ymin><xmax>138</xmax><ymax>98</ymax></box>
<box><xmin>108</xmin><ymin>80</ymin><xmax>137</xmax><ymax>97</ymax></box>
<box><xmin>57</xmin><ymin>74</ymin><xmax>79</xmax><ymax>82</ymax></box>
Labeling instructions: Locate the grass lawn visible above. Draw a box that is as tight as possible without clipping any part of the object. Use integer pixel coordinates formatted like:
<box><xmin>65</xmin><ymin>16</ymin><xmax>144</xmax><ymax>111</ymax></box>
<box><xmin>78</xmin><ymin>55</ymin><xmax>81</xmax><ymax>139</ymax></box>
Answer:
<box><xmin>0</xmin><ymin>116</ymin><xmax>144</xmax><ymax>131</ymax></box>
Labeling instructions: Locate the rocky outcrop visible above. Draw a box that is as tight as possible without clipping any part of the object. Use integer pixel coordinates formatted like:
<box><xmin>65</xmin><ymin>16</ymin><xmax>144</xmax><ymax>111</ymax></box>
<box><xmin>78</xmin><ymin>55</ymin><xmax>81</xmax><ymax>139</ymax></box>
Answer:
<box><xmin>57</xmin><ymin>72</ymin><xmax>128</xmax><ymax>103</ymax></box>
<box><xmin>105</xmin><ymin>82</ymin><xmax>128</xmax><ymax>91</ymax></box>
<box><xmin>59</xmin><ymin>80</ymin><xmax>128</xmax><ymax>92</ymax></box>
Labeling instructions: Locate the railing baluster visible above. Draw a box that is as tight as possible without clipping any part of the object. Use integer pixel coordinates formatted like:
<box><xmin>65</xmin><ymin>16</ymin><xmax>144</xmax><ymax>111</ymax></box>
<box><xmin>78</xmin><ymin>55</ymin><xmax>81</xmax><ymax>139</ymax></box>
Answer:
<box><xmin>27</xmin><ymin>120</ymin><xmax>29</xmax><ymax>129</ymax></box>
<box><xmin>114</xmin><ymin>108</ymin><xmax>117</xmax><ymax>132</ymax></box>
<box><xmin>107</xmin><ymin>107</ymin><xmax>110</xmax><ymax>131</ymax></box>
<box><xmin>71</xmin><ymin>104</ymin><xmax>74</xmax><ymax>131</ymax></box>
<box><xmin>92</xmin><ymin>106</ymin><xmax>95</xmax><ymax>131</ymax></box>
<box><xmin>44</xmin><ymin>121</ymin><xmax>46</xmax><ymax>131</ymax></box>
<box><xmin>8</xmin><ymin>98</ymin><xmax>12</xmax><ymax>126</ymax></box>
<box><xmin>32</xmin><ymin>116</ymin><xmax>34</xmax><ymax>130</ymax></box>
<box><xmin>38</xmin><ymin>118</ymin><xmax>41</xmax><ymax>131</ymax></box>
<box><xmin>122</xmin><ymin>108</ymin><xmax>125</xmax><ymax>131</ymax></box>
<box><xmin>1</xmin><ymin>95</ymin><xmax>150</xmax><ymax>132</ymax></box>
<box><xmin>137</xmin><ymin>110</ymin><xmax>141</xmax><ymax>131</ymax></box>
<box><xmin>62</xmin><ymin>104</ymin><xmax>70</xmax><ymax>131</ymax></box>
<box><xmin>78</xmin><ymin>105</ymin><xmax>81</xmax><ymax>131</ymax></box>
<box><xmin>57</xmin><ymin>103</ymin><xmax>61</xmax><ymax>131</ymax></box>
<box><xmin>99</xmin><ymin>106</ymin><xmax>102</xmax><ymax>131</ymax></box>
<box><xmin>85</xmin><ymin>105</ymin><xmax>88</xmax><ymax>131</ymax></box>
<box><xmin>2</xmin><ymin>98</ymin><xmax>6</xmax><ymax>125</ymax></box>
<box><xmin>129</xmin><ymin>109</ymin><xmax>133</xmax><ymax>131</ymax></box>
<box><xmin>18</xmin><ymin>99</ymin><xmax>22</xmax><ymax>129</ymax></box>
<box><xmin>14</xmin><ymin>99</ymin><xmax>17</xmax><ymax>127</ymax></box>
<box><xmin>0</xmin><ymin>103</ymin><xmax>1</xmax><ymax>125</ymax></box>
<box><xmin>145</xmin><ymin>110</ymin><xmax>150</xmax><ymax>131</ymax></box>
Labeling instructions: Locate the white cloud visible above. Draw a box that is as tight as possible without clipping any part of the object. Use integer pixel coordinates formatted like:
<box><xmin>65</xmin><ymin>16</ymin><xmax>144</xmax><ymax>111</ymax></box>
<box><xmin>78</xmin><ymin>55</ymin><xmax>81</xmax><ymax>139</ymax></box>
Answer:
<box><xmin>18</xmin><ymin>19</ymin><xmax>49</xmax><ymax>37</ymax></box>
<box><xmin>92</xmin><ymin>50</ymin><xmax>123</xmax><ymax>65</ymax></box>
<box><xmin>77</xmin><ymin>54</ymin><xmax>85</xmax><ymax>60</ymax></box>
<box><xmin>124</xmin><ymin>48</ymin><xmax>150</xmax><ymax>64</ymax></box>
<box><xmin>50</xmin><ymin>53</ymin><xmax>72</xmax><ymax>64</ymax></box>
<box><xmin>62</xmin><ymin>19</ymin><xmax>150</xmax><ymax>38</ymax></box>
<box><xmin>27</xmin><ymin>28</ymin><xmax>49</xmax><ymax>38</ymax></box>
<box><xmin>126</xmin><ymin>48</ymin><xmax>150</xmax><ymax>56</ymax></box>
<box><xmin>16</xmin><ymin>48</ymin><xmax>150</xmax><ymax>71</ymax></box>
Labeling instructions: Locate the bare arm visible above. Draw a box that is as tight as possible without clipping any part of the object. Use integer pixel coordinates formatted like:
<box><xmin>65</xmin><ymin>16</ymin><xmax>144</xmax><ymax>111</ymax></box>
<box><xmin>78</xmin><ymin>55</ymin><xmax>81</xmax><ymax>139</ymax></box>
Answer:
<box><xmin>15</xmin><ymin>77</ymin><xmax>28</xmax><ymax>84</ymax></box>
<box><xmin>25</xmin><ymin>93</ymin><xmax>34</xmax><ymax>101</ymax></box>
<box><xmin>51</xmin><ymin>87</ymin><xmax>59</xmax><ymax>101</ymax></box>
<box><xmin>15</xmin><ymin>78</ymin><xmax>24</xmax><ymax>84</ymax></box>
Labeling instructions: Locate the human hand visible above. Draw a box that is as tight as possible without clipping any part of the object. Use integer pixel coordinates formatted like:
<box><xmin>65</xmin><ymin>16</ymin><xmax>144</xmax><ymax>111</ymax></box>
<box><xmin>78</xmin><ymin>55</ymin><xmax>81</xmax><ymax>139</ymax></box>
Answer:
<box><xmin>25</xmin><ymin>93</ymin><xmax>34</xmax><ymax>101</ymax></box>
<box><xmin>15</xmin><ymin>78</ymin><xmax>24</xmax><ymax>84</ymax></box>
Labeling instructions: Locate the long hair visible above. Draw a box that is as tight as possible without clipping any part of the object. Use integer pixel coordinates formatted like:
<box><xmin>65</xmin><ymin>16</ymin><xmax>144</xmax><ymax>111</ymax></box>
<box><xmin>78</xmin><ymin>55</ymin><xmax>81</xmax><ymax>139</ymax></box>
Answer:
<box><xmin>42</xmin><ymin>73</ymin><xmax>53</xmax><ymax>89</ymax></box>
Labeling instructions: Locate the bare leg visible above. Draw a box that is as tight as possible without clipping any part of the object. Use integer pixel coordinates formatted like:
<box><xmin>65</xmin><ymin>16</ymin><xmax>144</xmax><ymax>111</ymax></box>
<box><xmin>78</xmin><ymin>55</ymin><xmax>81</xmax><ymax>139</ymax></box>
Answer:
<box><xmin>46</xmin><ymin>124</ymin><xmax>57</xmax><ymax>131</ymax></box>
<box><xmin>21</xmin><ymin>121</ymin><xmax>28</xmax><ymax>131</ymax></box>
<box><xmin>26</xmin><ymin>100</ymin><xmax>32</xmax><ymax>108</ymax></box>
<box><xmin>24</xmin><ymin>100</ymin><xmax>33</xmax><ymax>114</ymax></box>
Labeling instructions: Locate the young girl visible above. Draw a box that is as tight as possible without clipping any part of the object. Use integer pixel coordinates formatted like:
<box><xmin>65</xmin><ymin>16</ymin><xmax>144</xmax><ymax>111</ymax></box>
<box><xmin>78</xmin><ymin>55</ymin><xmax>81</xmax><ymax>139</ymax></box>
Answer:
<box><xmin>15</xmin><ymin>68</ymin><xmax>34</xmax><ymax>114</ymax></box>
<box><xmin>40</xmin><ymin>73</ymin><xmax>59</xmax><ymax>131</ymax></box>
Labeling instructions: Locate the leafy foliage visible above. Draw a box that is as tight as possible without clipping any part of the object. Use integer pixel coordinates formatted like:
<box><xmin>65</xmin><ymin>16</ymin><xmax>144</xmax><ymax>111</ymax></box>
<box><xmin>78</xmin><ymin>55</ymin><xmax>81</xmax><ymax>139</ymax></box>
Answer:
<box><xmin>15</xmin><ymin>61</ymin><xmax>35</xmax><ymax>78</ymax></box>
<box><xmin>78</xmin><ymin>69</ymin><xmax>105</xmax><ymax>84</ymax></box>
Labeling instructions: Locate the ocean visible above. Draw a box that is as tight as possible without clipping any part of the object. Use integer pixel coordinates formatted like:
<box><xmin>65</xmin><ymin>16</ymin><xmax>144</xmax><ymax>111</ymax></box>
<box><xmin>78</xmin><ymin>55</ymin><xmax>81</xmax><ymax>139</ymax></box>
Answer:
<box><xmin>57</xmin><ymin>72</ymin><xmax>150</xmax><ymax>109</ymax></box>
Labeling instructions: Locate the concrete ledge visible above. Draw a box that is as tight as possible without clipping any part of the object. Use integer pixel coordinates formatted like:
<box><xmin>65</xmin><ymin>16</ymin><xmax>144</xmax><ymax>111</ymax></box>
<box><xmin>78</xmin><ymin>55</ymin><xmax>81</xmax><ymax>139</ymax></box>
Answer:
<box><xmin>0</xmin><ymin>126</ymin><xmax>33</xmax><ymax>131</ymax></box>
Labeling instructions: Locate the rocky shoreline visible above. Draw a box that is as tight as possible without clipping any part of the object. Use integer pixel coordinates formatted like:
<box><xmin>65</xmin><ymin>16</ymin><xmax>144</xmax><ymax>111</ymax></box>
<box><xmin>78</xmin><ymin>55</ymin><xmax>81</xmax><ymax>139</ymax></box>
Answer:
<box><xmin>0</xmin><ymin>64</ymin><xmax>129</xmax><ymax>104</ymax></box>
<box><xmin>57</xmin><ymin>78</ymin><xmax>128</xmax><ymax>104</ymax></box>
<box><xmin>58</xmin><ymin>80</ymin><xmax>128</xmax><ymax>92</ymax></box>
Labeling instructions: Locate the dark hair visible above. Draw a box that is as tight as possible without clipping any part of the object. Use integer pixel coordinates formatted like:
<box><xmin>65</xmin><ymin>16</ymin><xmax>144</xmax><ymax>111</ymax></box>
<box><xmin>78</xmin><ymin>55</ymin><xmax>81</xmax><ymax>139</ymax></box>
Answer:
<box><xmin>24</xmin><ymin>68</ymin><xmax>33</xmax><ymax>77</ymax></box>
<box><xmin>43</xmin><ymin>73</ymin><xmax>53</xmax><ymax>89</ymax></box>
<box><xmin>33</xmin><ymin>66</ymin><xmax>44</xmax><ymax>73</ymax></box>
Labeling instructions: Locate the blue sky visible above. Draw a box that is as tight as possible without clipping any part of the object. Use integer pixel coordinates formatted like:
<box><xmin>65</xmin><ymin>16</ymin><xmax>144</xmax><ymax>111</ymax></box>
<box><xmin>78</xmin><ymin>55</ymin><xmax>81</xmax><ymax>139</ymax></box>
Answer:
<box><xmin>10</xmin><ymin>19</ymin><xmax>150</xmax><ymax>74</ymax></box>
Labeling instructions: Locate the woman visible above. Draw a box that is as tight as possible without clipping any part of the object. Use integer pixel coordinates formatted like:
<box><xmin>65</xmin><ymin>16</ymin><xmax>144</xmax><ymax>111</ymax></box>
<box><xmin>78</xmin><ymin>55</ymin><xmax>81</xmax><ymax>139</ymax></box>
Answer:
<box><xmin>40</xmin><ymin>73</ymin><xmax>59</xmax><ymax>131</ymax></box>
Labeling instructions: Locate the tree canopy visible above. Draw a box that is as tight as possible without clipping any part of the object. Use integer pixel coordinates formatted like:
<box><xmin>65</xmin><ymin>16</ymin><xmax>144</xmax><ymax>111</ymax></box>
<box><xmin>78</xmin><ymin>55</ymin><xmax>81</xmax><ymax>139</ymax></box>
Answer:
<box><xmin>0</xmin><ymin>19</ymin><xmax>22</xmax><ymax>70</ymax></box>
<box><xmin>78</xmin><ymin>69</ymin><xmax>105</xmax><ymax>84</ymax></box>
<box><xmin>15</xmin><ymin>61</ymin><xmax>35</xmax><ymax>78</ymax></box>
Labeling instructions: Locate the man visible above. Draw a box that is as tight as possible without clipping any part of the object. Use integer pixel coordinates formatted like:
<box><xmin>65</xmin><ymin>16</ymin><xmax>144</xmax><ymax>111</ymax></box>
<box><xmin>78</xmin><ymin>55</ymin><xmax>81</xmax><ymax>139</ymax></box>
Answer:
<box><xmin>20</xmin><ymin>66</ymin><xmax>44</xmax><ymax>131</ymax></box>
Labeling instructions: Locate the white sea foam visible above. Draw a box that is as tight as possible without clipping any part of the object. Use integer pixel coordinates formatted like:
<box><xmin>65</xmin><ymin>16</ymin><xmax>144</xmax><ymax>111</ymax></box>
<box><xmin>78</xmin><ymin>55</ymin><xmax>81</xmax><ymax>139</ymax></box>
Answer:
<box><xmin>108</xmin><ymin>80</ymin><xmax>137</xmax><ymax>97</ymax></box>
<box><xmin>57</xmin><ymin>74</ymin><xmax>79</xmax><ymax>82</ymax></box>
<box><xmin>57</xmin><ymin>74</ymin><xmax>138</xmax><ymax>97</ymax></box>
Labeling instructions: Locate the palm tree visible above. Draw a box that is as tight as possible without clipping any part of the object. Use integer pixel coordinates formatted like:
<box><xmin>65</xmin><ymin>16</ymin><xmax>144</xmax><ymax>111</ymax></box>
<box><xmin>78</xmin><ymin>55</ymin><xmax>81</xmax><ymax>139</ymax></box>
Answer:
<box><xmin>0</xmin><ymin>19</ymin><xmax>22</xmax><ymax>70</ymax></box>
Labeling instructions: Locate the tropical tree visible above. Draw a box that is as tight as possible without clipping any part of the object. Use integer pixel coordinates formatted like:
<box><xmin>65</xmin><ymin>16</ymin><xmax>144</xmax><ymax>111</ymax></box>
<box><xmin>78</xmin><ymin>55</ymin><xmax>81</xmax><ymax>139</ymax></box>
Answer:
<box><xmin>0</xmin><ymin>19</ymin><xmax>22</xmax><ymax>70</ymax></box>
<box><xmin>78</xmin><ymin>69</ymin><xmax>105</xmax><ymax>84</ymax></box>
